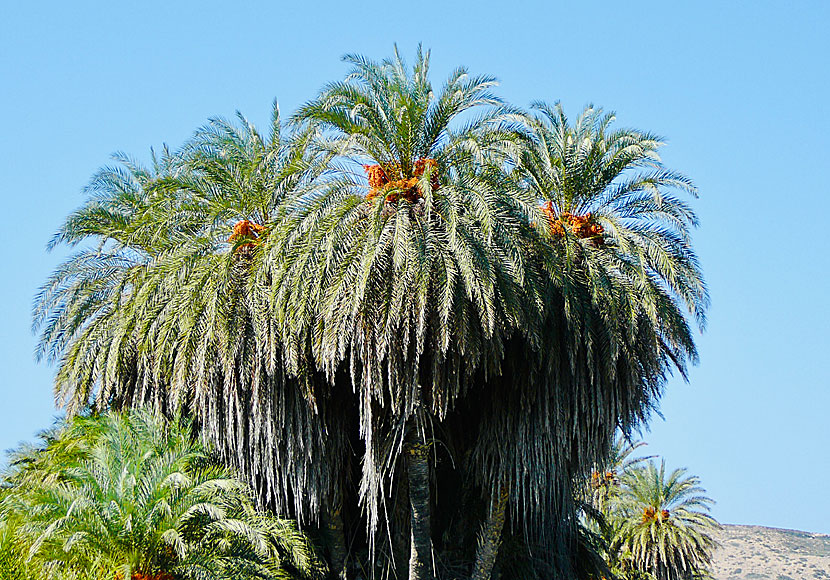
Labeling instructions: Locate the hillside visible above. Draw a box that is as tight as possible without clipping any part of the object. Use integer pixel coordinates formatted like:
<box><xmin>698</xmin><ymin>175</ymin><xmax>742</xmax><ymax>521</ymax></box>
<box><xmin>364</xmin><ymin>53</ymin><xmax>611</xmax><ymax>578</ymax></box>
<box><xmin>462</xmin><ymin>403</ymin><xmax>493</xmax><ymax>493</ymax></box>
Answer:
<box><xmin>712</xmin><ymin>524</ymin><xmax>830</xmax><ymax>579</ymax></box>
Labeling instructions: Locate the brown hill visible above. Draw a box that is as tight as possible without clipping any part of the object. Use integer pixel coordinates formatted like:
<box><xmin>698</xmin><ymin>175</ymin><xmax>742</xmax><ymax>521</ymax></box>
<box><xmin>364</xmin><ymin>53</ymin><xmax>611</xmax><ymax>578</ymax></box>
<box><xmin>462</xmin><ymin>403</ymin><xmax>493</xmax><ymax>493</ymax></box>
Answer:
<box><xmin>711</xmin><ymin>524</ymin><xmax>830</xmax><ymax>579</ymax></box>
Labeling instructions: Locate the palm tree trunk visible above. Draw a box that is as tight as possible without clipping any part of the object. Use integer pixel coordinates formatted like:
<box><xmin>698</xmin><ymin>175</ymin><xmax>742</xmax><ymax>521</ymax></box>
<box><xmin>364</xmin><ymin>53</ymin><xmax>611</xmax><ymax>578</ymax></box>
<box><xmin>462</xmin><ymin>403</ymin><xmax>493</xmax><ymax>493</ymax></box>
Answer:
<box><xmin>321</xmin><ymin>506</ymin><xmax>348</xmax><ymax>580</ymax></box>
<box><xmin>406</xmin><ymin>425</ymin><xmax>434</xmax><ymax>580</ymax></box>
<box><xmin>471</xmin><ymin>485</ymin><xmax>509</xmax><ymax>580</ymax></box>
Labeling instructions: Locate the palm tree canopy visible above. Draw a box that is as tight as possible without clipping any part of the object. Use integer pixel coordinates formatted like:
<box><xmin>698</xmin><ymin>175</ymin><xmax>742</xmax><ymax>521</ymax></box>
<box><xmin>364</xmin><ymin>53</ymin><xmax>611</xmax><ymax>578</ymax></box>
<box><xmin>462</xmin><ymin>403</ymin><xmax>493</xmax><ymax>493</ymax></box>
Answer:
<box><xmin>461</xmin><ymin>103</ymin><xmax>709</xmax><ymax>568</ymax></box>
<box><xmin>0</xmin><ymin>409</ymin><xmax>324</xmax><ymax>580</ymax></box>
<box><xmin>280</xmin><ymin>44</ymin><xmax>531</xmax><ymax>381</ymax></box>
<box><xmin>34</xmin><ymin>101</ymin><xmax>324</xmax><ymax>411</ymax></box>
<box><xmin>32</xmin><ymin>103</ymin><xmax>346</xmax><ymax>519</ymax></box>
<box><xmin>272</xmin><ymin>46</ymin><xmax>533</xmax><ymax>538</ymax></box>
<box><xmin>515</xmin><ymin>102</ymin><xmax>708</xmax><ymax>361</ymax></box>
<box><xmin>614</xmin><ymin>460</ymin><xmax>719</xmax><ymax>580</ymax></box>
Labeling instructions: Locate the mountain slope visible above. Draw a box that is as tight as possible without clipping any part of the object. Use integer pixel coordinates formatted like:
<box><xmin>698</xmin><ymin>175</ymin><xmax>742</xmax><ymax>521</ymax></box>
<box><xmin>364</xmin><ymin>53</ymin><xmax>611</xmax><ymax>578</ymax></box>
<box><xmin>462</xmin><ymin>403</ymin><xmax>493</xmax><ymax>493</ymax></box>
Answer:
<box><xmin>711</xmin><ymin>524</ymin><xmax>830</xmax><ymax>579</ymax></box>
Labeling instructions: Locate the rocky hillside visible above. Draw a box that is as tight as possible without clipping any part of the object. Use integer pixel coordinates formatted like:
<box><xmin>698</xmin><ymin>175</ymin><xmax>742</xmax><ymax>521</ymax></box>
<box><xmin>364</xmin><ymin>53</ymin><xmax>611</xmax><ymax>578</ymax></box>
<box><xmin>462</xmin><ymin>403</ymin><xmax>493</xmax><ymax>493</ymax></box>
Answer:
<box><xmin>711</xmin><ymin>524</ymin><xmax>830</xmax><ymax>579</ymax></box>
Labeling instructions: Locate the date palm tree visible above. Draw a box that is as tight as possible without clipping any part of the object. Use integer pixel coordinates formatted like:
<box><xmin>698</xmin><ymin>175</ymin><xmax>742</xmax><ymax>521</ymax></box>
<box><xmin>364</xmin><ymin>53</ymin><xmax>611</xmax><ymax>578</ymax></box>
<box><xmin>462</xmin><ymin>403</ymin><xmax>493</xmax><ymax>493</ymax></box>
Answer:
<box><xmin>33</xmin><ymin>48</ymin><xmax>709</xmax><ymax>580</ymax></box>
<box><xmin>32</xmin><ymin>103</ymin><xmax>348</xmax><ymax>527</ymax></box>
<box><xmin>613</xmin><ymin>460</ymin><xmax>719</xmax><ymax>580</ymax></box>
<box><xmin>0</xmin><ymin>409</ymin><xmax>323</xmax><ymax>580</ymax></box>
<box><xmin>274</xmin><ymin>46</ymin><xmax>531</xmax><ymax>580</ymax></box>
<box><xmin>577</xmin><ymin>435</ymin><xmax>656</xmax><ymax>580</ymax></box>
<box><xmin>463</xmin><ymin>102</ymin><xmax>709</xmax><ymax>577</ymax></box>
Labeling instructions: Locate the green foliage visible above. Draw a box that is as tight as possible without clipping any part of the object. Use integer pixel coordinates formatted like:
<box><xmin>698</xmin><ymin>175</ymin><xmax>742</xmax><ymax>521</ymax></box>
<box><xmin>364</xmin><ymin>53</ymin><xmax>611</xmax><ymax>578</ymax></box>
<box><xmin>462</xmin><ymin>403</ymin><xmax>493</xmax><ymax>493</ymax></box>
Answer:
<box><xmin>0</xmin><ymin>410</ymin><xmax>324</xmax><ymax>580</ymax></box>
<box><xmin>32</xmin><ymin>46</ymin><xmax>709</xmax><ymax>580</ymax></box>
<box><xmin>613</xmin><ymin>461</ymin><xmax>719</xmax><ymax>580</ymax></box>
<box><xmin>0</xmin><ymin>519</ymin><xmax>29</xmax><ymax>580</ymax></box>
<box><xmin>586</xmin><ymin>438</ymin><xmax>719</xmax><ymax>580</ymax></box>
<box><xmin>277</xmin><ymin>45</ymin><xmax>531</xmax><ymax>543</ymax></box>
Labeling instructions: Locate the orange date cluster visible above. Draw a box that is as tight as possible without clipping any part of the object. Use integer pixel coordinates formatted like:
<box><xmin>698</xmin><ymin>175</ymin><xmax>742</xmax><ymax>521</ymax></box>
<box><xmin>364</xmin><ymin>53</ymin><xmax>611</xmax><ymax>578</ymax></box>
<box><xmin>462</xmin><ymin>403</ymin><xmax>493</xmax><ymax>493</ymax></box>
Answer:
<box><xmin>228</xmin><ymin>219</ymin><xmax>266</xmax><ymax>251</ymax></box>
<box><xmin>541</xmin><ymin>201</ymin><xmax>604</xmax><ymax>244</ymax></box>
<box><xmin>364</xmin><ymin>158</ymin><xmax>439</xmax><ymax>203</ymax></box>
<box><xmin>642</xmin><ymin>506</ymin><xmax>671</xmax><ymax>523</ymax></box>
<box><xmin>590</xmin><ymin>470</ymin><xmax>616</xmax><ymax>489</ymax></box>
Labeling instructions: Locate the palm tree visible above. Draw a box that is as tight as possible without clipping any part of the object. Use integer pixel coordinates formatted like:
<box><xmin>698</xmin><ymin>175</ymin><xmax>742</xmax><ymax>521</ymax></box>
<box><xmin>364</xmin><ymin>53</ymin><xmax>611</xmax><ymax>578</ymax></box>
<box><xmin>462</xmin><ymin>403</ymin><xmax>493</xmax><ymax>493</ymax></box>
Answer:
<box><xmin>461</xmin><ymin>102</ymin><xmax>709</xmax><ymax>576</ymax></box>
<box><xmin>32</xmin><ymin>103</ymin><xmax>350</xmax><ymax>529</ymax></box>
<box><xmin>575</xmin><ymin>434</ymin><xmax>655</xmax><ymax>580</ymax></box>
<box><xmin>0</xmin><ymin>409</ymin><xmax>323</xmax><ymax>580</ymax></box>
<box><xmin>276</xmin><ymin>46</ymin><xmax>530</xmax><ymax>580</ymax></box>
<box><xmin>612</xmin><ymin>460</ymin><xmax>719</xmax><ymax>580</ymax></box>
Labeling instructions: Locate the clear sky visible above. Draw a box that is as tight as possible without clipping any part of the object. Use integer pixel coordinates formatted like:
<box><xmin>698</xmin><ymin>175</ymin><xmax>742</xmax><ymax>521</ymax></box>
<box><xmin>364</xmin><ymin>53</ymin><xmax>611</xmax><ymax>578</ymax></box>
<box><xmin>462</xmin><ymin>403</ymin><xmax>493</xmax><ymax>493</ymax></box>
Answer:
<box><xmin>1</xmin><ymin>1</ymin><xmax>828</xmax><ymax>534</ymax></box>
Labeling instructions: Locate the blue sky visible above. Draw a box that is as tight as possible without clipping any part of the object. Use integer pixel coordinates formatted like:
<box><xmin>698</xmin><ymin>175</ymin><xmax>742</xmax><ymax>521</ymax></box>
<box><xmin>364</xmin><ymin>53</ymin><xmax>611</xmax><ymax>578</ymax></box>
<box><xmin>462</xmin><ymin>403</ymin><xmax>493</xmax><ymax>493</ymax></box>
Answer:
<box><xmin>1</xmin><ymin>1</ymin><xmax>828</xmax><ymax>533</ymax></box>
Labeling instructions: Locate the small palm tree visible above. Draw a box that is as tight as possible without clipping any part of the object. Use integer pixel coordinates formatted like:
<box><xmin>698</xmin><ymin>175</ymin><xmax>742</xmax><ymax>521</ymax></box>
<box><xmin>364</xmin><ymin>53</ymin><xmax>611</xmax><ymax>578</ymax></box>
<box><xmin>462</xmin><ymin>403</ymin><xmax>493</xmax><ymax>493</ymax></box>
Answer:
<box><xmin>577</xmin><ymin>435</ymin><xmax>655</xmax><ymax>580</ymax></box>
<box><xmin>0</xmin><ymin>410</ymin><xmax>323</xmax><ymax>580</ymax></box>
<box><xmin>612</xmin><ymin>460</ymin><xmax>719</xmax><ymax>580</ymax></box>
<box><xmin>0</xmin><ymin>516</ymin><xmax>29</xmax><ymax>580</ymax></box>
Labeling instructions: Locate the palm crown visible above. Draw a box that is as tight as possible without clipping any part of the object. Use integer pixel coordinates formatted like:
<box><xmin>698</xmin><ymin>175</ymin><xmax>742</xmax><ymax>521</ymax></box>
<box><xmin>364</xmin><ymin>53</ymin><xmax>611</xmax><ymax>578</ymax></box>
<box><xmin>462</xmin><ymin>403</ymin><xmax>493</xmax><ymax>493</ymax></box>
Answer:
<box><xmin>517</xmin><ymin>102</ymin><xmax>707</xmax><ymax>359</ymax></box>
<box><xmin>504</xmin><ymin>102</ymin><xmax>709</xmax><ymax>479</ymax></box>
<box><xmin>33</xmin><ymin>104</ymin><xmax>344</xmax><ymax>520</ymax></box>
<box><xmin>270</xmin><ymin>48</ymin><xmax>532</xmax><ymax>548</ymax></box>
<box><xmin>280</xmin><ymin>45</ymin><xmax>529</xmax><ymax>379</ymax></box>
<box><xmin>614</xmin><ymin>460</ymin><xmax>719</xmax><ymax>580</ymax></box>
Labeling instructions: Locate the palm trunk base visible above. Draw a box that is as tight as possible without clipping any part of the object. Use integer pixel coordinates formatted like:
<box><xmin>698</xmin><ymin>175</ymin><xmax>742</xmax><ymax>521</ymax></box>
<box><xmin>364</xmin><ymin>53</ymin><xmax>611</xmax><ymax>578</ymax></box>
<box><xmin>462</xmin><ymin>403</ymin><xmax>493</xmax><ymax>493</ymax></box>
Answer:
<box><xmin>471</xmin><ymin>486</ymin><xmax>509</xmax><ymax>580</ymax></box>
<box><xmin>407</xmin><ymin>434</ymin><xmax>434</xmax><ymax>580</ymax></box>
<box><xmin>322</xmin><ymin>508</ymin><xmax>348</xmax><ymax>580</ymax></box>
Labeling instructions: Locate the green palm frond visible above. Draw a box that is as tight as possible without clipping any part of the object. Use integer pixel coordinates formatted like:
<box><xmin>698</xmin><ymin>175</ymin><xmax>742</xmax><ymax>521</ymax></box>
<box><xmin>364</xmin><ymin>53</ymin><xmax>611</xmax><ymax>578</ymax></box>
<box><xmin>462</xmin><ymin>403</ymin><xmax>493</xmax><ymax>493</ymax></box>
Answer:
<box><xmin>33</xmin><ymin>101</ymin><xmax>346</xmax><ymax>520</ymax></box>
<box><xmin>0</xmin><ymin>410</ymin><xmax>324</xmax><ymax>580</ymax></box>
<box><xmin>611</xmin><ymin>460</ymin><xmax>719</xmax><ymax>580</ymax></box>
<box><xmin>275</xmin><ymin>48</ymin><xmax>532</xmax><ymax>552</ymax></box>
